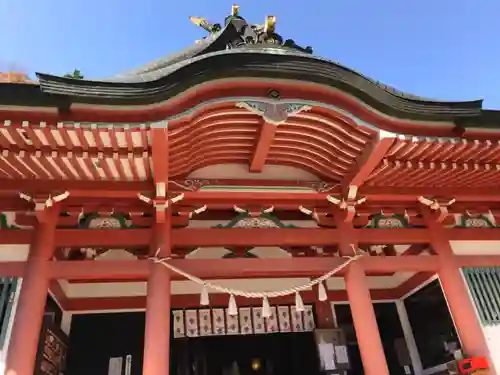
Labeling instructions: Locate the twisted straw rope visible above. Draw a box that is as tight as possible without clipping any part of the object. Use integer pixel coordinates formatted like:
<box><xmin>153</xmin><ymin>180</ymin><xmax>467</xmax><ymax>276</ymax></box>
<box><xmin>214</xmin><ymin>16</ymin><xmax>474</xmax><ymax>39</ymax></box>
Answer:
<box><xmin>150</xmin><ymin>250</ymin><xmax>363</xmax><ymax>299</ymax></box>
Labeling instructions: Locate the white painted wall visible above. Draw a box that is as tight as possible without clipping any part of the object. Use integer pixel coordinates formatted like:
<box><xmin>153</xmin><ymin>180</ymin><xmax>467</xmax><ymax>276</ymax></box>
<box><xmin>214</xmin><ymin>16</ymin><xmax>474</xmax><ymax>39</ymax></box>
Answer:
<box><xmin>451</xmin><ymin>241</ymin><xmax>500</xmax><ymax>374</ymax></box>
<box><xmin>482</xmin><ymin>325</ymin><xmax>500</xmax><ymax>373</ymax></box>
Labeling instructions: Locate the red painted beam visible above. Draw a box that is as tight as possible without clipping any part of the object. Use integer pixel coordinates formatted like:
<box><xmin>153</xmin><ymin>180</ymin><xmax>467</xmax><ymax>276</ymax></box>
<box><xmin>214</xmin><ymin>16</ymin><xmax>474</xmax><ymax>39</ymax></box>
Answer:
<box><xmin>4</xmin><ymin>228</ymin><xmax>500</xmax><ymax>247</ymax></box>
<box><xmin>55</xmin><ymin>229</ymin><xmax>152</xmax><ymax>247</ymax></box>
<box><xmin>170</xmin><ymin>228</ymin><xmax>340</xmax><ymax>246</ymax></box>
<box><xmin>63</xmin><ymin>289</ymin><xmax>400</xmax><ymax>311</ymax></box>
<box><xmin>445</xmin><ymin>228</ymin><xmax>500</xmax><ymax>241</ymax></box>
<box><xmin>2</xmin><ymin>181</ymin><xmax>500</xmax><ymax>203</ymax></box>
<box><xmin>50</xmin><ymin>260</ymin><xmax>151</xmax><ymax>280</ymax></box>
<box><xmin>250</xmin><ymin>121</ymin><xmax>277</xmax><ymax>172</ymax></box>
<box><xmin>457</xmin><ymin>255</ymin><xmax>500</xmax><ymax>267</ymax></box>
<box><xmin>151</xmin><ymin>128</ymin><xmax>169</xmax><ymax>185</ymax></box>
<box><xmin>0</xmin><ymin>179</ymin><xmax>152</xmax><ymax>197</ymax></box>
<box><xmin>342</xmin><ymin>135</ymin><xmax>395</xmax><ymax>191</ymax></box>
<box><xmin>0</xmin><ymin>262</ymin><xmax>26</xmax><ymax>277</ymax></box>
<box><xmin>180</xmin><ymin>191</ymin><xmax>331</xmax><ymax>206</ymax></box>
<box><xmin>47</xmin><ymin>256</ymin><xmax>439</xmax><ymax>281</ymax></box>
<box><xmin>361</xmin><ymin>186</ymin><xmax>500</xmax><ymax>202</ymax></box>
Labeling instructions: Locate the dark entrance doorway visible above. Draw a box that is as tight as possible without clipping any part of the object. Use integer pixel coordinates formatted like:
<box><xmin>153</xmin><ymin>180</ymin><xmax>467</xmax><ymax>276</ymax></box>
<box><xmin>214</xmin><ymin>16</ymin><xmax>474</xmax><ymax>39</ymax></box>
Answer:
<box><xmin>334</xmin><ymin>302</ymin><xmax>409</xmax><ymax>375</ymax></box>
<box><xmin>171</xmin><ymin>333</ymin><xmax>320</xmax><ymax>375</ymax></box>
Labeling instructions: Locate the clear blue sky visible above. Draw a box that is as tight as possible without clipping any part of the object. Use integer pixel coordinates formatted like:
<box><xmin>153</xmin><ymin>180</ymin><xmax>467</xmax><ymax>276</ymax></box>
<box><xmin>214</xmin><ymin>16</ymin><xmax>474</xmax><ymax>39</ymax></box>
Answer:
<box><xmin>1</xmin><ymin>0</ymin><xmax>499</xmax><ymax>108</ymax></box>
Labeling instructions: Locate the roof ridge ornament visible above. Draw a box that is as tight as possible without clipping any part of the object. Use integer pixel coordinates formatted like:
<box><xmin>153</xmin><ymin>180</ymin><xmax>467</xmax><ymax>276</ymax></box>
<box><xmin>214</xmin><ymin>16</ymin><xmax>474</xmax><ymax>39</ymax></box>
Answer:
<box><xmin>189</xmin><ymin>5</ymin><xmax>313</xmax><ymax>53</ymax></box>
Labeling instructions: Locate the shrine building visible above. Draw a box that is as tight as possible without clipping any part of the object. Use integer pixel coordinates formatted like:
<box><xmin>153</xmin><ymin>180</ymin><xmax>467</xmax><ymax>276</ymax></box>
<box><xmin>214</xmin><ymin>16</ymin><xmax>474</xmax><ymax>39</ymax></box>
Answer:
<box><xmin>0</xmin><ymin>6</ymin><xmax>499</xmax><ymax>375</ymax></box>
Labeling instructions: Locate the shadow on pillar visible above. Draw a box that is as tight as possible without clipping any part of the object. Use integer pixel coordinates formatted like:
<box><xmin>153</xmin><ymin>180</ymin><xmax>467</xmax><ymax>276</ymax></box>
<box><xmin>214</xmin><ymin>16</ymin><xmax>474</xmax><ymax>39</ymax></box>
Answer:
<box><xmin>334</xmin><ymin>303</ymin><xmax>408</xmax><ymax>375</ymax></box>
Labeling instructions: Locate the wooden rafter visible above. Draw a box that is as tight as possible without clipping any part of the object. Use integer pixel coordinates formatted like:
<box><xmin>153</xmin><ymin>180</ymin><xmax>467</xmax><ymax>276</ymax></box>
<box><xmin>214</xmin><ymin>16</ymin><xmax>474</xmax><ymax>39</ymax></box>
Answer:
<box><xmin>342</xmin><ymin>133</ymin><xmax>396</xmax><ymax>196</ymax></box>
<box><xmin>249</xmin><ymin>120</ymin><xmax>276</xmax><ymax>172</ymax></box>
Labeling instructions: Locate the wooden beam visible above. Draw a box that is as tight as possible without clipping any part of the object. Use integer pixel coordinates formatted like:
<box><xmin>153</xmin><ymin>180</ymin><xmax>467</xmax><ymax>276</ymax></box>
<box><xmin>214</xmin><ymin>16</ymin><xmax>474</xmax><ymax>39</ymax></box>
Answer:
<box><xmin>48</xmin><ymin>256</ymin><xmax>439</xmax><ymax>280</ymax></box>
<box><xmin>63</xmin><ymin>289</ymin><xmax>399</xmax><ymax>311</ymax></box>
<box><xmin>249</xmin><ymin>121</ymin><xmax>277</xmax><ymax>172</ymax></box>
<box><xmin>0</xmin><ymin>262</ymin><xmax>26</xmax><ymax>277</ymax></box>
<box><xmin>0</xmin><ymin>179</ymin><xmax>151</xmax><ymax>197</ymax></box>
<box><xmin>1</xmin><ymin>255</ymin><xmax>499</xmax><ymax>282</ymax></box>
<box><xmin>2</xmin><ymin>181</ymin><xmax>500</xmax><ymax>203</ymax></box>
<box><xmin>150</xmin><ymin>127</ymin><xmax>169</xmax><ymax>194</ymax></box>
<box><xmin>342</xmin><ymin>134</ymin><xmax>396</xmax><ymax>193</ymax></box>
<box><xmin>3</xmin><ymin>228</ymin><xmax>500</xmax><ymax>247</ymax></box>
<box><xmin>50</xmin><ymin>260</ymin><xmax>151</xmax><ymax>280</ymax></box>
<box><xmin>180</xmin><ymin>191</ymin><xmax>331</xmax><ymax>205</ymax></box>
<box><xmin>361</xmin><ymin>186</ymin><xmax>500</xmax><ymax>202</ymax></box>
<box><xmin>457</xmin><ymin>255</ymin><xmax>500</xmax><ymax>267</ymax></box>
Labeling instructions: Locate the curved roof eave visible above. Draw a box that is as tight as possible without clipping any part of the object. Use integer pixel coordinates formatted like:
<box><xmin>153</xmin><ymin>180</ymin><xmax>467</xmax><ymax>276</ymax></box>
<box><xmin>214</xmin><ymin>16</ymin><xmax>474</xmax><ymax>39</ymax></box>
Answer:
<box><xmin>35</xmin><ymin>47</ymin><xmax>483</xmax><ymax>121</ymax></box>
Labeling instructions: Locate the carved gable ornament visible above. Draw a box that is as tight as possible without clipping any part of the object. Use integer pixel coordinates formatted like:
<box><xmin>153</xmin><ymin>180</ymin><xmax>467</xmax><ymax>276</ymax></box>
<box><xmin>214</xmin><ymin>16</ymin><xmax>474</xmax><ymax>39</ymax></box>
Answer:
<box><xmin>236</xmin><ymin>101</ymin><xmax>311</xmax><ymax>125</ymax></box>
<box><xmin>367</xmin><ymin>214</ymin><xmax>410</xmax><ymax>229</ymax></box>
<box><xmin>215</xmin><ymin>213</ymin><xmax>296</xmax><ymax>229</ymax></box>
<box><xmin>79</xmin><ymin>213</ymin><xmax>131</xmax><ymax>229</ymax></box>
<box><xmin>459</xmin><ymin>214</ymin><xmax>495</xmax><ymax>228</ymax></box>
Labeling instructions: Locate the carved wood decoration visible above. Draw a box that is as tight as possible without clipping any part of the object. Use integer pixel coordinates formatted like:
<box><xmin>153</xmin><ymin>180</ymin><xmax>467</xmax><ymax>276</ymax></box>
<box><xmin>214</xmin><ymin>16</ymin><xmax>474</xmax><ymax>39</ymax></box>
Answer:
<box><xmin>35</xmin><ymin>324</ymin><xmax>68</xmax><ymax>375</ymax></box>
<box><xmin>172</xmin><ymin>305</ymin><xmax>315</xmax><ymax>338</ymax></box>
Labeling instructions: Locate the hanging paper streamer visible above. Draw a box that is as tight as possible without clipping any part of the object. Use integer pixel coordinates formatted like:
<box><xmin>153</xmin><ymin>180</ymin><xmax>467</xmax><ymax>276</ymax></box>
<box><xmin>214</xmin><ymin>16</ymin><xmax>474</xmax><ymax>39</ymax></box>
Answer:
<box><xmin>295</xmin><ymin>292</ymin><xmax>305</xmax><ymax>312</ymax></box>
<box><xmin>318</xmin><ymin>282</ymin><xmax>328</xmax><ymax>301</ymax></box>
<box><xmin>277</xmin><ymin>306</ymin><xmax>291</xmax><ymax>332</ymax></box>
<box><xmin>262</xmin><ymin>296</ymin><xmax>271</xmax><ymax>318</ymax></box>
<box><xmin>239</xmin><ymin>307</ymin><xmax>253</xmax><ymax>335</ymax></box>
<box><xmin>252</xmin><ymin>307</ymin><xmax>266</xmax><ymax>334</ymax></box>
<box><xmin>200</xmin><ymin>284</ymin><xmax>210</xmax><ymax>306</ymax></box>
<box><xmin>212</xmin><ymin>308</ymin><xmax>226</xmax><ymax>335</ymax></box>
<box><xmin>199</xmin><ymin>309</ymin><xmax>212</xmax><ymax>336</ymax></box>
<box><xmin>291</xmin><ymin>306</ymin><xmax>304</xmax><ymax>332</ymax></box>
<box><xmin>228</xmin><ymin>294</ymin><xmax>238</xmax><ymax>316</ymax></box>
<box><xmin>226</xmin><ymin>308</ymin><xmax>240</xmax><ymax>335</ymax></box>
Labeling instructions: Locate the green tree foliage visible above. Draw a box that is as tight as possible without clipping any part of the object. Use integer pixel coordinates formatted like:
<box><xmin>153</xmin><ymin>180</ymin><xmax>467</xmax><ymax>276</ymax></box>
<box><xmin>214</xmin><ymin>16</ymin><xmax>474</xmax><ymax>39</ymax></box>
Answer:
<box><xmin>63</xmin><ymin>69</ymin><xmax>84</xmax><ymax>79</ymax></box>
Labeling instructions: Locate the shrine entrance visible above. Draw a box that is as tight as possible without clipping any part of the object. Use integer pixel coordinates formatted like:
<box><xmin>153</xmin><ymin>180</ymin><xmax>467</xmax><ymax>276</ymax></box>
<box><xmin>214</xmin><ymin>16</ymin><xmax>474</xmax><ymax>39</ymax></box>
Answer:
<box><xmin>172</xmin><ymin>333</ymin><xmax>320</xmax><ymax>375</ymax></box>
<box><xmin>171</xmin><ymin>305</ymin><xmax>319</xmax><ymax>375</ymax></box>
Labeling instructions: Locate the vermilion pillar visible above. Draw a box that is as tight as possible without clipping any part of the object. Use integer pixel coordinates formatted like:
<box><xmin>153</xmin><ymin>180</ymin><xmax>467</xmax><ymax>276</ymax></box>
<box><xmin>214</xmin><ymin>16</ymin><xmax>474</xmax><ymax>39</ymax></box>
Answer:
<box><xmin>345</xmin><ymin>262</ymin><xmax>390</xmax><ymax>375</ymax></box>
<box><xmin>143</xmin><ymin>216</ymin><xmax>172</xmax><ymax>375</ymax></box>
<box><xmin>335</xmin><ymin>216</ymin><xmax>389</xmax><ymax>375</ymax></box>
<box><xmin>5</xmin><ymin>208</ymin><xmax>59</xmax><ymax>375</ymax></box>
<box><xmin>423</xmin><ymin>210</ymin><xmax>491</xmax><ymax>362</ymax></box>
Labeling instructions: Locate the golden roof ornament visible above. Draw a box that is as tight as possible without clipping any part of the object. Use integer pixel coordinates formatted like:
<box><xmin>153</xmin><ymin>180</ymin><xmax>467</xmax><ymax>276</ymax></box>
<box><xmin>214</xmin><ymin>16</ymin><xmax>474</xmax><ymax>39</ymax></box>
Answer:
<box><xmin>264</xmin><ymin>15</ymin><xmax>276</xmax><ymax>34</ymax></box>
<box><xmin>189</xmin><ymin>4</ymin><xmax>312</xmax><ymax>54</ymax></box>
<box><xmin>231</xmin><ymin>4</ymin><xmax>240</xmax><ymax>17</ymax></box>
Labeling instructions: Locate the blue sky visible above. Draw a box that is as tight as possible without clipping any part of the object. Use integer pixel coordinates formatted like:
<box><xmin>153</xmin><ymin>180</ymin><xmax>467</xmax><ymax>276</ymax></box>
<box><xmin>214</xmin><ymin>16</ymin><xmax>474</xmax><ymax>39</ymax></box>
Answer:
<box><xmin>1</xmin><ymin>0</ymin><xmax>499</xmax><ymax>107</ymax></box>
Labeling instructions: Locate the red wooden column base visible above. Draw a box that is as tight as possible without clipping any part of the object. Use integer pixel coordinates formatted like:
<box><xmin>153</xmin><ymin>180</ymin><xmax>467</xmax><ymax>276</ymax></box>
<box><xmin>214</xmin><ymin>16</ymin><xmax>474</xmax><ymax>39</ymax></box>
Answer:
<box><xmin>345</xmin><ymin>262</ymin><xmax>390</xmax><ymax>375</ymax></box>
<box><xmin>437</xmin><ymin>243</ymin><xmax>493</xmax><ymax>371</ymax></box>
<box><xmin>143</xmin><ymin>220</ymin><xmax>172</xmax><ymax>375</ymax></box>
<box><xmin>423</xmin><ymin>209</ymin><xmax>494</xmax><ymax>374</ymax></box>
<box><xmin>5</xmin><ymin>210</ymin><xmax>58</xmax><ymax>375</ymax></box>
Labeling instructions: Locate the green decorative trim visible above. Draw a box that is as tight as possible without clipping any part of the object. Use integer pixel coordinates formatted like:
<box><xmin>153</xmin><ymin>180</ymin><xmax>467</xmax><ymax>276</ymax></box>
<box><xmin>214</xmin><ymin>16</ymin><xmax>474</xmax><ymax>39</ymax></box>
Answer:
<box><xmin>213</xmin><ymin>213</ymin><xmax>297</xmax><ymax>229</ymax></box>
<box><xmin>79</xmin><ymin>213</ymin><xmax>132</xmax><ymax>229</ymax></box>
<box><xmin>214</xmin><ymin>213</ymin><xmax>296</xmax><ymax>253</ymax></box>
<box><xmin>0</xmin><ymin>214</ymin><xmax>7</xmax><ymax>229</ymax></box>
<box><xmin>366</xmin><ymin>214</ymin><xmax>411</xmax><ymax>229</ymax></box>
<box><xmin>457</xmin><ymin>214</ymin><xmax>496</xmax><ymax>228</ymax></box>
<box><xmin>0</xmin><ymin>213</ymin><xmax>21</xmax><ymax>229</ymax></box>
<box><xmin>463</xmin><ymin>267</ymin><xmax>500</xmax><ymax>326</ymax></box>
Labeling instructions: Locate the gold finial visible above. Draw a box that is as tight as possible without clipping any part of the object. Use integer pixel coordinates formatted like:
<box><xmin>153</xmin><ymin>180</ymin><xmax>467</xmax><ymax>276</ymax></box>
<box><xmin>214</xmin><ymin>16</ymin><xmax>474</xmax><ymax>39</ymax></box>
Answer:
<box><xmin>264</xmin><ymin>15</ymin><xmax>276</xmax><ymax>33</ymax></box>
<box><xmin>189</xmin><ymin>16</ymin><xmax>208</xmax><ymax>28</ymax></box>
<box><xmin>231</xmin><ymin>4</ymin><xmax>240</xmax><ymax>16</ymax></box>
